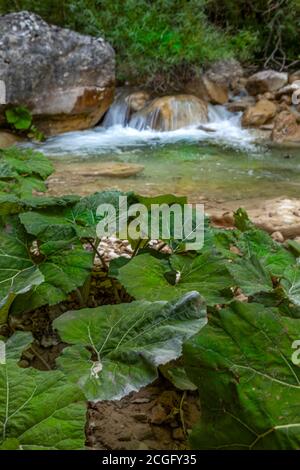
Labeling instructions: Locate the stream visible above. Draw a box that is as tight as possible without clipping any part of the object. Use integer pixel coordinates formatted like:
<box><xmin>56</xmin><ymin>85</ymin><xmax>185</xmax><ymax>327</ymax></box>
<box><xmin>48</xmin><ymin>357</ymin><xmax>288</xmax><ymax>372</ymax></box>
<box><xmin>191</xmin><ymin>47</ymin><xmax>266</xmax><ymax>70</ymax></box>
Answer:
<box><xmin>28</xmin><ymin>104</ymin><xmax>300</xmax><ymax>205</ymax></box>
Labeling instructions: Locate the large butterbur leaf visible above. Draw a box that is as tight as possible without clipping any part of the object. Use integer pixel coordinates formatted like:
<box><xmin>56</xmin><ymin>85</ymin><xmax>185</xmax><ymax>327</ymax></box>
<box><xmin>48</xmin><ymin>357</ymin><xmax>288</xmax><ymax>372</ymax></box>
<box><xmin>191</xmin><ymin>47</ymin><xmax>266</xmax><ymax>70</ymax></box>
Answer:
<box><xmin>117</xmin><ymin>252</ymin><xmax>233</xmax><ymax>305</ymax></box>
<box><xmin>53</xmin><ymin>291</ymin><xmax>207</xmax><ymax>401</ymax></box>
<box><xmin>0</xmin><ymin>148</ymin><xmax>54</xmax><ymax>198</ymax></box>
<box><xmin>0</xmin><ymin>232</ymin><xmax>44</xmax><ymax>323</ymax></box>
<box><xmin>19</xmin><ymin>190</ymin><xmax>138</xmax><ymax>241</ymax></box>
<box><xmin>227</xmin><ymin>256</ymin><xmax>273</xmax><ymax>295</ymax></box>
<box><xmin>0</xmin><ymin>333</ymin><xmax>86</xmax><ymax>450</ymax></box>
<box><xmin>235</xmin><ymin>228</ymin><xmax>295</xmax><ymax>277</ymax></box>
<box><xmin>11</xmin><ymin>243</ymin><xmax>93</xmax><ymax>315</ymax></box>
<box><xmin>0</xmin><ymin>148</ymin><xmax>53</xmax><ymax>180</ymax></box>
<box><xmin>184</xmin><ymin>302</ymin><xmax>300</xmax><ymax>449</ymax></box>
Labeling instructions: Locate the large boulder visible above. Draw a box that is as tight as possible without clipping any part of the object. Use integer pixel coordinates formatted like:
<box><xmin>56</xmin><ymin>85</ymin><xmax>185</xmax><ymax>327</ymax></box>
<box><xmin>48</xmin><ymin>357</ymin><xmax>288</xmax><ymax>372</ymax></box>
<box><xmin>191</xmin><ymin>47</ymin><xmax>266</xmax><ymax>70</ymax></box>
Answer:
<box><xmin>206</xmin><ymin>59</ymin><xmax>244</xmax><ymax>89</ymax></box>
<box><xmin>129</xmin><ymin>95</ymin><xmax>208</xmax><ymax>131</ymax></box>
<box><xmin>0</xmin><ymin>11</ymin><xmax>115</xmax><ymax>135</ymax></box>
<box><xmin>271</xmin><ymin>111</ymin><xmax>300</xmax><ymax>145</ymax></box>
<box><xmin>242</xmin><ymin>99</ymin><xmax>277</xmax><ymax>127</ymax></box>
<box><xmin>185</xmin><ymin>75</ymin><xmax>228</xmax><ymax>105</ymax></box>
<box><xmin>246</xmin><ymin>70</ymin><xmax>288</xmax><ymax>95</ymax></box>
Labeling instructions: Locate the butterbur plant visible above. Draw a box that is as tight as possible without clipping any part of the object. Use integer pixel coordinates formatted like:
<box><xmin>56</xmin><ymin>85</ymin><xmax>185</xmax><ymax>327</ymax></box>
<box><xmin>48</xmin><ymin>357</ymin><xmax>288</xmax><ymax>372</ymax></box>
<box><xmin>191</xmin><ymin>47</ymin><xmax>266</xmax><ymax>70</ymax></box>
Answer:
<box><xmin>1</xmin><ymin>148</ymin><xmax>300</xmax><ymax>450</ymax></box>
<box><xmin>5</xmin><ymin>106</ymin><xmax>44</xmax><ymax>141</ymax></box>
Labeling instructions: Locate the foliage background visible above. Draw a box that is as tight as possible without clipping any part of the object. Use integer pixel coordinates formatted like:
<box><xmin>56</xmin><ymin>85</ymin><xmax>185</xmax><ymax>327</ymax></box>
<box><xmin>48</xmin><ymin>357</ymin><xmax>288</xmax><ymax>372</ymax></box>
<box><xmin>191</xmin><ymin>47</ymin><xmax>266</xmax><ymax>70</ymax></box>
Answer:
<box><xmin>0</xmin><ymin>0</ymin><xmax>299</xmax><ymax>86</ymax></box>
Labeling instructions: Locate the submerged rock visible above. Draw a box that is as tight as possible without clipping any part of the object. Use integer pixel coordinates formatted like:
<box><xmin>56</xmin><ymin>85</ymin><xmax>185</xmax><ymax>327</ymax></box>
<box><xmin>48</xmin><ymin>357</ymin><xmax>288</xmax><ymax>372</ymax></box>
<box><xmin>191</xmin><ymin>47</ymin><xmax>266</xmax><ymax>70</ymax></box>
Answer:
<box><xmin>246</xmin><ymin>70</ymin><xmax>288</xmax><ymax>95</ymax></box>
<box><xmin>81</xmin><ymin>162</ymin><xmax>144</xmax><ymax>178</ymax></box>
<box><xmin>129</xmin><ymin>94</ymin><xmax>208</xmax><ymax>131</ymax></box>
<box><xmin>242</xmin><ymin>99</ymin><xmax>277</xmax><ymax>127</ymax></box>
<box><xmin>227</xmin><ymin>97</ymin><xmax>255</xmax><ymax>113</ymax></box>
<box><xmin>0</xmin><ymin>11</ymin><xmax>115</xmax><ymax>136</ymax></box>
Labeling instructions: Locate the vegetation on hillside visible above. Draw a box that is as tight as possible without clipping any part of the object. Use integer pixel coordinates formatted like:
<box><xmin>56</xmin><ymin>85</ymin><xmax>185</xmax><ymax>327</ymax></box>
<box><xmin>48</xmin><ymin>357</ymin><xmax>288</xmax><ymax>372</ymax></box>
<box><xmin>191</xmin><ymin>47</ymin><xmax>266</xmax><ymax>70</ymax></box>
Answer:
<box><xmin>0</xmin><ymin>0</ymin><xmax>299</xmax><ymax>87</ymax></box>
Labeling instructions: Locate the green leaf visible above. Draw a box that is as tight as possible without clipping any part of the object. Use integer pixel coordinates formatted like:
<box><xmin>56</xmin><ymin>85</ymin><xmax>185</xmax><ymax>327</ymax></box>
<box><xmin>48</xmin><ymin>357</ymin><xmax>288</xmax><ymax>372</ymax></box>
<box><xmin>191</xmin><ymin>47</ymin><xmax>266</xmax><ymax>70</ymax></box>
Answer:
<box><xmin>117</xmin><ymin>252</ymin><xmax>233</xmax><ymax>305</ymax></box>
<box><xmin>0</xmin><ymin>148</ymin><xmax>53</xmax><ymax>180</ymax></box>
<box><xmin>281</xmin><ymin>266</ymin><xmax>300</xmax><ymax>306</ymax></box>
<box><xmin>19</xmin><ymin>190</ymin><xmax>137</xmax><ymax>241</ymax></box>
<box><xmin>0</xmin><ymin>195</ymin><xmax>23</xmax><ymax>215</ymax></box>
<box><xmin>0</xmin><ymin>333</ymin><xmax>86</xmax><ymax>450</ymax></box>
<box><xmin>19</xmin><ymin>209</ymin><xmax>77</xmax><ymax>242</ymax></box>
<box><xmin>0</xmin><ymin>232</ymin><xmax>44</xmax><ymax>323</ymax></box>
<box><xmin>227</xmin><ymin>256</ymin><xmax>273</xmax><ymax>296</ymax></box>
<box><xmin>236</xmin><ymin>229</ymin><xmax>295</xmax><ymax>277</ymax></box>
<box><xmin>53</xmin><ymin>291</ymin><xmax>207</xmax><ymax>401</ymax></box>
<box><xmin>11</xmin><ymin>244</ymin><xmax>93</xmax><ymax>314</ymax></box>
<box><xmin>234</xmin><ymin>208</ymin><xmax>253</xmax><ymax>231</ymax></box>
<box><xmin>160</xmin><ymin>364</ymin><xmax>197</xmax><ymax>391</ymax></box>
<box><xmin>184</xmin><ymin>302</ymin><xmax>300</xmax><ymax>450</ymax></box>
<box><xmin>286</xmin><ymin>240</ymin><xmax>300</xmax><ymax>257</ymax></box>
<box><xmin>5</xmin><ymin>107</ymin><xmax>32</xmax><ymax>130</ymax></box>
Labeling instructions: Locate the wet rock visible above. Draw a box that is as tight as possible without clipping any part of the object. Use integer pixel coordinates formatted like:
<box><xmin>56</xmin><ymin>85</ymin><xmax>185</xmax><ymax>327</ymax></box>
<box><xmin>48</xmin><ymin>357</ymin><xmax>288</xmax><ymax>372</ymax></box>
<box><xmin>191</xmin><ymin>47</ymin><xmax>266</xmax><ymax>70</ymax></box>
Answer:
<box><xmin>242</xmin><ymin>99</ymin><xmax>277</xmax><ymax>127</ymax></box>
<box><xmin>0</xmin><ymin>130</ymin><xmax>22</xmax><ymax>148</ymax></box>
<box><xmin>227</xmin><ymin>97</ymin><xmax>255</xmax><ymax>113</ymax></box>
<box><xmin>126</xmin><ymin>91</ymin><xmax>150</xmax><ymax>112</ymax></box>
<box><xmin>271</xmin><ymin>111</ymin><xmax>300</xmax><ymax>145</ymax></box>
<box><xmin>0</xmin><ymin>11</ymin><xmax>115</xmax><ymax>136</ymax></box>
<box><xmin>81</xmin><ymin>162</ymin><xmax>144</xmax><ymax>178</ymax></box>
<box><xmin>246</xmin><ymin>70</ymin><xmax>288</xmax><ymax>95</ymax></box>
<box><xmin>130</xmin><ymin>95</ymin><xmax>208</xmax><ymax>131</ymax></box>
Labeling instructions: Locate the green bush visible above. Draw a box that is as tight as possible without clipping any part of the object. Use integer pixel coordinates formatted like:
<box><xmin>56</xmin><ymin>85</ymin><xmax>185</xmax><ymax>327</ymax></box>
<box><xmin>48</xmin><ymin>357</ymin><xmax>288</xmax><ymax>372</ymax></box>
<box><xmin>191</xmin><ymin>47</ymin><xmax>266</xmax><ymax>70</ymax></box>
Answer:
<box><xmin>0</xmin><ymin>0</ymin><xmax>299</xmax><ymax>86</ymax></box>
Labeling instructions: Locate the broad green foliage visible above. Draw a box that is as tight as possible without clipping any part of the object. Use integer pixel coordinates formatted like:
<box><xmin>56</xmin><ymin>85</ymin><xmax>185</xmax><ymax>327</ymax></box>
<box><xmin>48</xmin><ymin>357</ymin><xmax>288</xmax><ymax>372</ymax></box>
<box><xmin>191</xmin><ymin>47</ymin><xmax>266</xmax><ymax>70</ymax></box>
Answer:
<box><xmin>184</xmin><ymin>302</ymin><xmax>300</xmax><ymax>450</ymax></box>
<box><xmin>0</xmin><ymin>148</ymin><xmax>53</xmax><ymax>197</ymax></box>
<box><xmin>53</xmin><ymin>292</ymin><xmax>207</xmax><ymax>401</ymax></box>
<box><xmin>1</xmin><ymin>149</ymin><xmax>300</xmax><ymax>450</ymax></box>
<box><xmin>117</xmin><ymin>252</ymin><xmax>233</xmax><ymax>305</ymax></box>
<box><xmin>11</xmin><ymin>243</ymin><xmax>93</xmax><ymax>315</ymax></box>
<box><xmin>0</xmin><ymin>333</ymin><xmax>86</xmax><ymax>450</ymax></box>
<box><xmin>1</xmin><ymin>1</ymin><xmax>298</xmax><ymax>84</ymax></box>
<box><xmin>5</xmin><ymin>106</ymin><xmax>44</xmax><ymax>141</ymax></box>
<box><xmin>19</xmin><ymin>190</ymin><xmax>137</xmax><ymax>241</ymax></box>
<box><xmin>0</xmin><ymin>231</ymin><xmax>44</xmax><ymax>323</ymax></box>
<box><xmin>5</xmin><ymin>107</ymin><xmax>32</xmax><ymax>130</ymax></box>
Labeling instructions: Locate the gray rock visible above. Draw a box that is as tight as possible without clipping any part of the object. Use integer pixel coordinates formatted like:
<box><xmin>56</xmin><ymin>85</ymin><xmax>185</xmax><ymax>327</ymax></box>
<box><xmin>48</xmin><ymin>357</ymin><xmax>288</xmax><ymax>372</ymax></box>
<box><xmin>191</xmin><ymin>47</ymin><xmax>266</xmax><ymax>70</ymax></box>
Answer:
<box><xmin>0</xmin><ymin>11</ymin><xmax>115</xmax><ymax>135</ymax></box>
<box><xmin>246</xmin><ymin>70</ymin><xmax>288</xmax><ymax>95</ymax></box>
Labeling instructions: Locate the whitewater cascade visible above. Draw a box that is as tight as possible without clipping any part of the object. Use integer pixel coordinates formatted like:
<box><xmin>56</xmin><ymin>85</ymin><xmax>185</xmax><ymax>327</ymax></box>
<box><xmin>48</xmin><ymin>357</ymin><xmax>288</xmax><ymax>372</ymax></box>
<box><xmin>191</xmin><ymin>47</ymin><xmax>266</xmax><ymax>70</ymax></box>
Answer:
<box><xmin>103</xmin><ymin>90</ymin><xmax>209</xmax><ymax>131</ymax></box>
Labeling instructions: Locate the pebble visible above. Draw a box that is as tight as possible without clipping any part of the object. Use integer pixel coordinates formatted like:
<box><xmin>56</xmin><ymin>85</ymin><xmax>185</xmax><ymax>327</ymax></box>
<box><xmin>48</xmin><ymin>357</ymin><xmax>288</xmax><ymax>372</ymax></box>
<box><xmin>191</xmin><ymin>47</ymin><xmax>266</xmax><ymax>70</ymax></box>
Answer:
<box><xmin>150</xmin><ymin>404</ymin><xmax>168</xmax><ymax>424</ymax></box>
<box><xmin>271</xmin><ymin>231</ymin><xmax>285</xmax><ymax>243</ymax></box>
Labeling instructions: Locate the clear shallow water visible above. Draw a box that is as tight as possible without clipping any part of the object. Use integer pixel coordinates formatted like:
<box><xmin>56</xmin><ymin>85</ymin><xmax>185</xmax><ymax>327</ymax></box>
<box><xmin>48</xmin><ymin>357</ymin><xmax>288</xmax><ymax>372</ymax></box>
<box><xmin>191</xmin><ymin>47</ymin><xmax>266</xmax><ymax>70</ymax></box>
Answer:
<box><xmin>29</xmin><ymin>107</ymin><xmax>300</xmax><ymax>202</ymax></box>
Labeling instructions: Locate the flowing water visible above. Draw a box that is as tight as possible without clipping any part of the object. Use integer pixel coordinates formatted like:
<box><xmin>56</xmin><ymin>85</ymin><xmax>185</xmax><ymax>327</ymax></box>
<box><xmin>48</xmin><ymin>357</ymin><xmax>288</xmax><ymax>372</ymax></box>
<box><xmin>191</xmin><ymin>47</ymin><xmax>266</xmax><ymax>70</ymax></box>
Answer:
<box><xmin>28</xmin><ymin>102</ymin><xmax>300</xmax><ymax>204</ymax></box>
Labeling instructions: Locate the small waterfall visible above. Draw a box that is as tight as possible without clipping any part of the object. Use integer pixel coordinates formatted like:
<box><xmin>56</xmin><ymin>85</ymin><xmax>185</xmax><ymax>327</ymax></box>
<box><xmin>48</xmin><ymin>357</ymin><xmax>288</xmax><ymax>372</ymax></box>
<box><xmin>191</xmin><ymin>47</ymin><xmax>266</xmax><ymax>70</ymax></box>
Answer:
<box><xmin>208</xmin><ymin>104</ymin><xmax>237</xmax><ymax>122</ymax></box>
<box><xmin>129</xmin><ymin>95</ymin><xmax>208</xmax><ymax>131</ymax></box>
<box><xmin>102</xmin><ymin>89</ymin><xmax>132</xmax><ymax>127</ymax></box>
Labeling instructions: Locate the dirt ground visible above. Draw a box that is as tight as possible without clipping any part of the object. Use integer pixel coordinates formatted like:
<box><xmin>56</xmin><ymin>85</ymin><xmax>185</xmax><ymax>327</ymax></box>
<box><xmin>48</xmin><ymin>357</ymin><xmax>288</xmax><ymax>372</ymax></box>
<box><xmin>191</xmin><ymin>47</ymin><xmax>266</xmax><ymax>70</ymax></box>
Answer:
<box><xmin>86</xmin><ymin>379</ymin><xmax>200</xmax><ymax>450</ymax></box>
